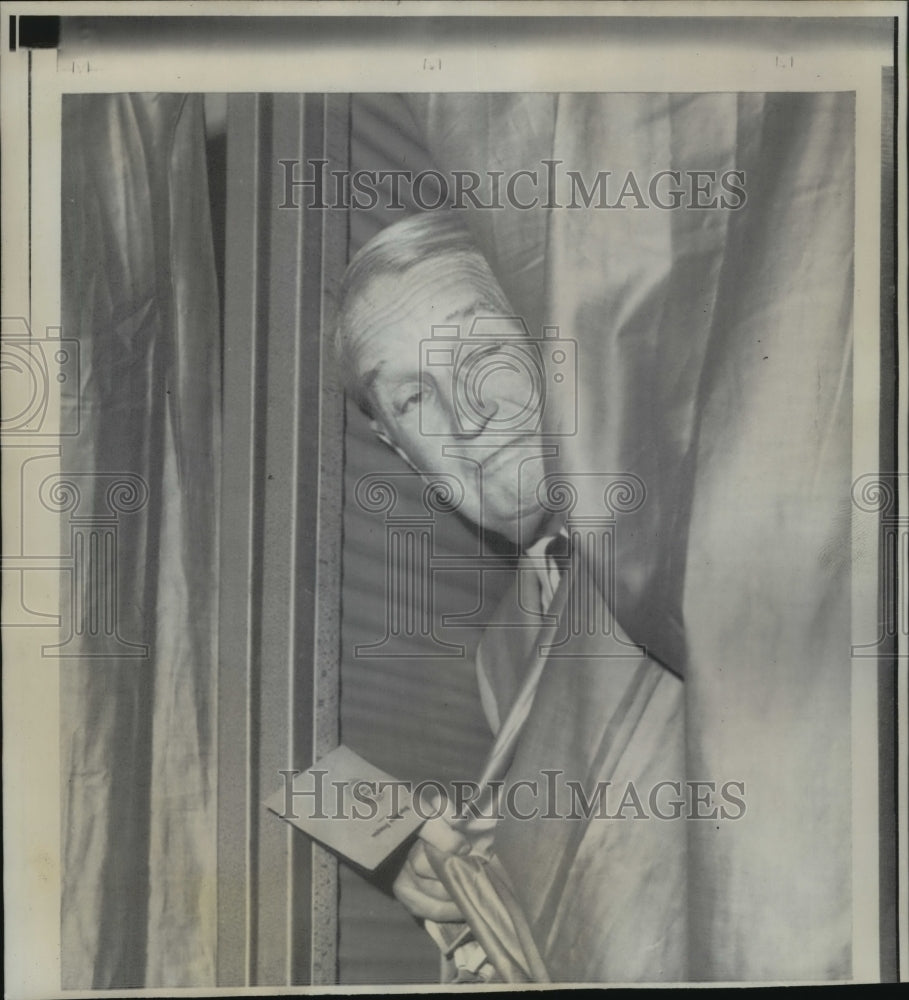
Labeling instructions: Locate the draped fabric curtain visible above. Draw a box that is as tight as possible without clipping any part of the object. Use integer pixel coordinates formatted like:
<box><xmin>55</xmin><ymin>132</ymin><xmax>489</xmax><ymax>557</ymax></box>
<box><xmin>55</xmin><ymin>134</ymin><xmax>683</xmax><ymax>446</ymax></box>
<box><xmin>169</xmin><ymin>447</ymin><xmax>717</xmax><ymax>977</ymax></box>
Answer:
<box><xmin>406</xmin><ymin>92</ymin><xmax>854</xmax><ymax>981</ymax></box>
<box><xmin>60</xmin><ymin>94</ymin><xmax>220</xmax><ymax>988</ymax></box>
<box><xmin>55</xmin><ymin>88</ymin><xmax>856</xmax><ymax>986</ymax></box>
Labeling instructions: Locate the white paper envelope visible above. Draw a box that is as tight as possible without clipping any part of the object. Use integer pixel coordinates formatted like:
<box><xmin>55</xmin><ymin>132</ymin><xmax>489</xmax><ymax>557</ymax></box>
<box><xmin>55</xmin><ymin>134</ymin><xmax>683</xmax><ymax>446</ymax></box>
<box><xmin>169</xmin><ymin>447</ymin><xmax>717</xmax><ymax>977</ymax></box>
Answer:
<box><xmin>265</xmin><ymin>744</ymin><xmax>424</xmax><ymax>870</ymax></box>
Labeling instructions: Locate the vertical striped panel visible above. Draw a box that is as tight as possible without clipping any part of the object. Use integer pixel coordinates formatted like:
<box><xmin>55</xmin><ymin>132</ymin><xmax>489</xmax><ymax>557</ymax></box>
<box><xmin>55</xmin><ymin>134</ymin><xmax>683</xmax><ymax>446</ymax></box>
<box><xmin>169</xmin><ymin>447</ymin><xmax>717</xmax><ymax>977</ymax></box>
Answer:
<box><xmin>218</xmin><ymin>93</ymin><xmax>347</xmax><ymax>987</ymax></box>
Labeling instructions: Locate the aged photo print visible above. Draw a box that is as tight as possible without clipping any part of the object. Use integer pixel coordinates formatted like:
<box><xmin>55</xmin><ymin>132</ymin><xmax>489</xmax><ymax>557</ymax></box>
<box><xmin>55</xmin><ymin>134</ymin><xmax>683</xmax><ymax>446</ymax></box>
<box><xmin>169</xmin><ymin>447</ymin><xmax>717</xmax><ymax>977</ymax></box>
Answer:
<box><xmin>1</xmin><ymin>3</ymin><xmax>906</xmax><ymax>993</ymax></box>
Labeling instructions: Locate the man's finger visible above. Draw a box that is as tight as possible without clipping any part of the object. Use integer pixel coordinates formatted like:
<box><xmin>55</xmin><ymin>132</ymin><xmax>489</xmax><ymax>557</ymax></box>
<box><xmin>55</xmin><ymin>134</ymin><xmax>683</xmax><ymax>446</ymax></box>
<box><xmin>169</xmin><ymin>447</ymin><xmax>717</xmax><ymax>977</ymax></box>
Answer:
<box><xmin>417</xmin><ymin>813</ymin><xmax>471</xmax><ymax>856</ymax></box>
<box><xmin>408</xmin><ymin>842</ymin><xmax>437</xmax><ymax>880</ymax></box>
<box><xmin>393</xmin><ymin>867</ymin><xmax>463</xmax><ymax>923</ymax></box>
<box><xmin>398</xmin><ymin>859</ymin><xmax>452</xmax><ymax>902</ymax></box>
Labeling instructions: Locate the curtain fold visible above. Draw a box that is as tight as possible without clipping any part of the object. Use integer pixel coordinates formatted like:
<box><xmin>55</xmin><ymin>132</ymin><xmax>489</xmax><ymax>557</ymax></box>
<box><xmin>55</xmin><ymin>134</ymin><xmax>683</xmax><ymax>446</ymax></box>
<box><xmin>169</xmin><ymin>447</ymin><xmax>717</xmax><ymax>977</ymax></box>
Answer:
<box><xmin>60</xmin><ymin>94</ymin><xmax>220</xmax><ymax>988</ymax></box>
<box><xmin>408</xmin><ymin>91</ymin><xmax>854</xmax><ymax>981</ymax></box>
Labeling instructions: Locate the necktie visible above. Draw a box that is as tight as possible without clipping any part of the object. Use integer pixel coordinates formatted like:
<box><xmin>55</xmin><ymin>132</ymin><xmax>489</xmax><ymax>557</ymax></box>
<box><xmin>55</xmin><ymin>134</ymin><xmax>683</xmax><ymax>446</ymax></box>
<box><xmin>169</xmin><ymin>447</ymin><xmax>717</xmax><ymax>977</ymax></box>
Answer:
<box><xmin>542</xmin><ymin>530</ymin><xmax>570</xmax><ymax>611</ymax></box>
<box><xmin>526</xmin><ymin>528</ymin><xmax>570</xmax><ymax>615</ymax></box>
<box><xmin>471</xmin><ymin>527</ymin><xmax>571</xmax><ymax>799</ymax></box>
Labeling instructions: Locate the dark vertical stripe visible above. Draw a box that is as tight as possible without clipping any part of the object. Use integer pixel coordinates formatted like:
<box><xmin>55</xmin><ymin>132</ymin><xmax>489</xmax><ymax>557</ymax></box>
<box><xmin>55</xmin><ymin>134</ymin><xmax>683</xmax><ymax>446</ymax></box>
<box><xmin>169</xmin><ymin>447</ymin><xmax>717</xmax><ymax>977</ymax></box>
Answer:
<box><xmin>289</xmin><ymin>92</ymin><xmax>348</xmax><ymax>985</ymax></box>
<box><xmin>290</xmin><ymin>93</ymin><xmax>323</xmax><ymax>984</ymax></box>
<box><xmin>877</xmin><ymin>57</ymin><xmax>899</xmax><ymax>984</ymax></box>
<box><xmin>246</xmin><ymin>91</ymin><xmax>274</xmax><ymax>982</ymax></box>
<box><xmin>218</xmin><ymin>93</ymin><xmax>263</xmax><ymax>987</ymax></box>
<box><xmin>27</xmin><ymin>50</ymin><xmax>31</xmax><ymax>312</ymax></box>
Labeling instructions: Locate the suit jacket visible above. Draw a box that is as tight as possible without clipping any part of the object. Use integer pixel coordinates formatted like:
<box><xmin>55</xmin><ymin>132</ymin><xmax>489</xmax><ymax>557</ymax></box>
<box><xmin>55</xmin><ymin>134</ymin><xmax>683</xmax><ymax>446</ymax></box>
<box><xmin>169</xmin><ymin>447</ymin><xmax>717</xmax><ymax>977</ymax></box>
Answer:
<box><xmin>446</xmin><ymin>541</ymin><xmax>688</xmax><ymax>983</ymax></box>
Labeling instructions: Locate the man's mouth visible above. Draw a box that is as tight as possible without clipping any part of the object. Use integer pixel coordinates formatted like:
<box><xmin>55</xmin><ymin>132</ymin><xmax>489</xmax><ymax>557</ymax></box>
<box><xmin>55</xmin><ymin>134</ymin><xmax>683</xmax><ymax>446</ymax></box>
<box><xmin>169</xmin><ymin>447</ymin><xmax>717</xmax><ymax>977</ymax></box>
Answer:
<box><xmin>478</xmin><ymin>434</ymin><xmax>543</xmax><ymax>470</ymax></box>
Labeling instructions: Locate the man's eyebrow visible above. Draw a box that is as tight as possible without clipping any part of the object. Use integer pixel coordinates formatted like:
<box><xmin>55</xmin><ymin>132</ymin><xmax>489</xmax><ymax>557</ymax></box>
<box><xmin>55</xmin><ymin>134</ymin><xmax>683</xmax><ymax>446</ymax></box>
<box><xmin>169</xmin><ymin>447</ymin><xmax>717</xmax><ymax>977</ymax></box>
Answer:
<box><xmin>361</xmin><ymin>363</ymin><xmax>418</xmax><ymax>404</ymax></box>
<box><xmin>440</xmin><ymin>299</ymin><xmax>500</xmax><ymax>325</ymax></box>
<box><xmin>361</xmin><ymin>363</ymin><xmax>384</xmax><ymax>396</ymax></box>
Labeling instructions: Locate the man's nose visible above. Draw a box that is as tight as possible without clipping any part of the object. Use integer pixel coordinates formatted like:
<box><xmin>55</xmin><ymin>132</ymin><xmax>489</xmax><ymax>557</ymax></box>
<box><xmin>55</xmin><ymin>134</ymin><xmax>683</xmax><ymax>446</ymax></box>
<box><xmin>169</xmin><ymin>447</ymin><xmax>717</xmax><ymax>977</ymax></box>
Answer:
<box><xmin>450</xmin><ymin>358</ymin><xmax>511</xmax><ymax>438</ymax></box>
<box><xmin>457</xmin><ymin>349</ymin><xmax>542</xmax><ymax>435</ymax></box>
<box><xmin>452</xmin><ymin>394</ymin><xmax>499</xmax><ymax>439</ymax></box>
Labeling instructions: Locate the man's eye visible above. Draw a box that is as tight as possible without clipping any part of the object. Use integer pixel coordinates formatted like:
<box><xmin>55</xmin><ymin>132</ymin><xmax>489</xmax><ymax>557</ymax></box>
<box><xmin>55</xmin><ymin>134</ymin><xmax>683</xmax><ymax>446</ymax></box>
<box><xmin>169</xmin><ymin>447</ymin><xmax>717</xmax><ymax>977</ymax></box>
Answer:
<box><xmin>394</xmin><ymin>384</ymin><xmax>430</xmax><ymax>416</ymax></box>
<box><xmin>399</xmin><ymin>392</ymin><xmax>422</xmax><ymax>414</ymax></box>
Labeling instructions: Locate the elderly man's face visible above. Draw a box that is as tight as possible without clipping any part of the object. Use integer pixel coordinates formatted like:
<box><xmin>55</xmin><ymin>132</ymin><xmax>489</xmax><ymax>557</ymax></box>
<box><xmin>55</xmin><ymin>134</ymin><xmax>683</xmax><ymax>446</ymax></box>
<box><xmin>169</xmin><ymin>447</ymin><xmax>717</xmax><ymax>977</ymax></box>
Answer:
<box><xmin>351</xmin><ymin>269</ymin><xmax>549</xmax><ymax>545</ymax></box>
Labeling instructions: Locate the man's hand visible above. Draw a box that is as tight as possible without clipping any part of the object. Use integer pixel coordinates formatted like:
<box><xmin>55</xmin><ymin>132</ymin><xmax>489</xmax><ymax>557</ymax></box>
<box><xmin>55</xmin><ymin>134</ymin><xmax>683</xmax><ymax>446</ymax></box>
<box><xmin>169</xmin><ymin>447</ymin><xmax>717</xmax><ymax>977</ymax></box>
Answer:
<box><xmin>392</xmin><ymin>813</ymin><xmax>471</xmax><ymax>922</ymax></box>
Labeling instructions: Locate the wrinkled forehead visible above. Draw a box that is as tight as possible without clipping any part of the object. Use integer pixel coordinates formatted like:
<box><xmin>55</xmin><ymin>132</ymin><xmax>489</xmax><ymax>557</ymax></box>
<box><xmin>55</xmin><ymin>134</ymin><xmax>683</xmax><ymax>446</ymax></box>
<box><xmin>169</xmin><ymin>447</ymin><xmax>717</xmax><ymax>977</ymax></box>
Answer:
<box><xmin>344</xmin><ymin>255</ymin><xmax>510</xmax><ymax>371</ymax></box>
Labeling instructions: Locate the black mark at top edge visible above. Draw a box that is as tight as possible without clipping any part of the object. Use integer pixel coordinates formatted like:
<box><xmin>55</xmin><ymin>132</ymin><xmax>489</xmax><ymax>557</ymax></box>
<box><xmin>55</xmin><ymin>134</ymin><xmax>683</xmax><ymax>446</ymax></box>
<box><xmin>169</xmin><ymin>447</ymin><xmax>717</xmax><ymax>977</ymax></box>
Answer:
<box><xmin>15</xmin><ymin>15</ymin><xmax>61</xmax><ymax>50</ymax></box>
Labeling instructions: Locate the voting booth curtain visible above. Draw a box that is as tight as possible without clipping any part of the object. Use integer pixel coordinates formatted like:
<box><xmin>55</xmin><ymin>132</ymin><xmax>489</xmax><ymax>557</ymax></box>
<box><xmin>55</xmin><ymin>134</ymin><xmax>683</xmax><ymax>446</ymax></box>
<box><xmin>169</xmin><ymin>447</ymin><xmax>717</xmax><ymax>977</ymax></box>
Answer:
<box><xmin>59</xmin><ymin>91</ymin><xmax>856</xmax><ymax>984</ymax></box>
<box><xmin>406</xmin><ymin>92</ymin><xmax>855</xmax><ymax>981</ymax></box>
<box><xmin>60</xmin><ymin>94</ymin><xmax>220</xmax><ymax>988</ymax></box>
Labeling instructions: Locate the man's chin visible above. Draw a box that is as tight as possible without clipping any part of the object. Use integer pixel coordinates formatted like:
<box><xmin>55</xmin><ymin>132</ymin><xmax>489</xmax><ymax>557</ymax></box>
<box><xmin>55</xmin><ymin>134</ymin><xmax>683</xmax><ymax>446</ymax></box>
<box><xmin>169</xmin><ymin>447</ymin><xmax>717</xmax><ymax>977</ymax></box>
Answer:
<box><xmin>479</xmin><ymin>504</ymin><xmax>548</xmax><ymax>549</ymax></box>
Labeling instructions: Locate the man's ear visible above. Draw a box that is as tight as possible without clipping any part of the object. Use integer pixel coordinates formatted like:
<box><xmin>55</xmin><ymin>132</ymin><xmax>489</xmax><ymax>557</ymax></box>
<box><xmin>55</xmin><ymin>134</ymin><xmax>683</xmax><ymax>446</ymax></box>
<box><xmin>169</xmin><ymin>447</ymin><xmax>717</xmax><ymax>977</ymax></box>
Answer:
<box><xmin>370</xmin><ymin>420</ymin><xmax>420</xmax><ymax>473</ymax></box>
